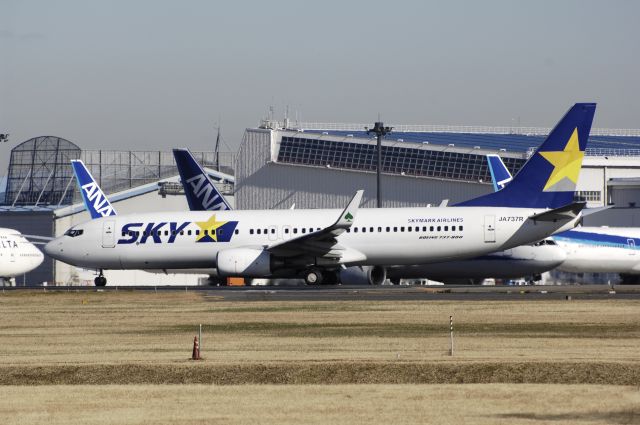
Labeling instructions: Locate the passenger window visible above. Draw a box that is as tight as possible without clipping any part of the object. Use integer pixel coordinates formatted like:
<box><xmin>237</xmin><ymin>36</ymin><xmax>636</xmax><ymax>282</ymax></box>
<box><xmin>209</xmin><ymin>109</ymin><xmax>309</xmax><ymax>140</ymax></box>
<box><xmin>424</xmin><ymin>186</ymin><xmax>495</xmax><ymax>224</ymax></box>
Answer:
<box><xmin>250</xmin><ymin>229</ymin><xmax>254</xmax><ymax>235</ymax></box>
<box><xmin>422</xmin><ymin>226</ymin><xmax>427</xmax><ymax>232</ymax></box>
<box><xmin>430</xmin><ymin>226</ymin><xmax>434</xmax><ymax>232</ymax></box>
<box><xmin>444</xmin><ymin>226</ymin><xmax>448</xmax><ymax>231</ymax></box>
<box><xmin>294</xmin><ymin>228</ymin><xmax>298</xmax><ymax>234</ymax></box>
<box><xmin>234</xmin><ymin>229</ymin><xmax>239</xmax><ymax>235</ymax></box>
<box><xmin>393</xmin><ymin>227</ymin><xmax>397</xmax><ymax>232</ymax></box>
<box><xmin>386</xmin><ymin>227</ymin><xmax>390</xmax><ymax>232</ymax></box>
<box><xmin>460</xmin><ymin>226</ymin><xmax>464</xmax><ymax>231</ymax></box>
<box><xmin>180</xmin><ymin>230</ymin><xmax>184</xmax><ymax>235</ymax></box>
<box><xmin>407</xmin><ymin>226</ymin><xmax>412</xmax><ymax>232</ymax></box>
<box><xmin>188</xmin><ymin>230</ymin><xmax>192</xmax><ymax>235</ymax></box>
<box><xmin>437</xmin><ymin>226</ymin><xmax>441</xmax><ymax>232</ymax></box>
<box><xmin>284</xmin><ymin>228</ymin><xmax>289</xmax><ymax>234</ymax></box>
<box><xmin>272</xmin><ymin>228</ymin><xmax>276</xmax><ymax>234</ymax></box>
<box><xmin>309</xmin><ymin>228</ymin><xmax>313</xmax><ymax>233</ymax></box>
<box><xmin>257</xmin><ymin>229</ymin><xmax>261</xmax><ymax>235</ymax></box>
<box><xmin>218</xmin><ymin>229</ymin><xmax>223</xmax><ymax>235</ymax></box>
<box><xmin>377</xmin><ymin>227</ymin><xmax>382</xmax><ymax>232</ymax></box>
<box><xmin>451</xmin><ymin>226</ymin><xmax>456</xmax><ymax>231</ymax></box>
<box><xmin>302</xmin><ymin>228</ymin><xmax>306</xmax><ymax>234</ymax></box>
<box><xmin>204</xmin><ymin>230</ymin><xmax>209</xmax><ymax>235</ymax></box>
<box><xmin>362</xmin><ymin>227</ymin><xmax>366</xmax><ymax>233</ymax></box>
<box><xmin>354</xmin><ymin>228</ymin><xmax>358</xmax><ymax>233</ymax></box>
<box><xmin>400</xmin><ymin>227</ymin><xmax>405</xmax><ymax>232</ymax></box>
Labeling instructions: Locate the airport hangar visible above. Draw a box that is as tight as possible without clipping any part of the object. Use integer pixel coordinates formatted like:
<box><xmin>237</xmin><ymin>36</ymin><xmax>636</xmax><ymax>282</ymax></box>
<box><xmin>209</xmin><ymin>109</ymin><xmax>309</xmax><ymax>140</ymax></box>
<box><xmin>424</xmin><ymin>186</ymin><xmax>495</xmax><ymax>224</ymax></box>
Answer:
<box><xmin>1</xmin><ymin>121</ymin><xmax>640</xmax><ymax>286</ymax></box>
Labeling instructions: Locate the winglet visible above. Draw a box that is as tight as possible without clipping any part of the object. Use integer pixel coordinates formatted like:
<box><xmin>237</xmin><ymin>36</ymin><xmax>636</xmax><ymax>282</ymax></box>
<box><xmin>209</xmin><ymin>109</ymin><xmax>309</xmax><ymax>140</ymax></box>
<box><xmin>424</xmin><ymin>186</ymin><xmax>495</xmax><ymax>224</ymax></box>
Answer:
<box><xmin>333</xmin><ymin>190</ymin><xmax>364</xmax><ymax>229</ymax></box>
<box><xmin>71</xmin><ymin>160</ymin><xmax>117</xmax><ymax>219</ymax></box>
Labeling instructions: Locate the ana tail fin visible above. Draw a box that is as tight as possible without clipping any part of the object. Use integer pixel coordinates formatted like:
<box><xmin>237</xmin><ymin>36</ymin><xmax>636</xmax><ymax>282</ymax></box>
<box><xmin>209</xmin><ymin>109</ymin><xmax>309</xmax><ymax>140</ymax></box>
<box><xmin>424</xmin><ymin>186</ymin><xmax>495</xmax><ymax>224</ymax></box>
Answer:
<box><xmin>457</xmin><ymin>103</ymin><xmax>596</xmax><ymax>208</ymax></box>
<box><xmin>71</xmin><ymin>160</ymin><xmax>117</xmax><ymax>219</ymax></box>
<box><xmin>486</xmin><ymin>154</ymin><xmax>513</xmax><ymax>192</ymax></box>
<box><xmin>172</xmin><ymin>148</ymin><xmax>232</xmax><ymax>211</ymax></box>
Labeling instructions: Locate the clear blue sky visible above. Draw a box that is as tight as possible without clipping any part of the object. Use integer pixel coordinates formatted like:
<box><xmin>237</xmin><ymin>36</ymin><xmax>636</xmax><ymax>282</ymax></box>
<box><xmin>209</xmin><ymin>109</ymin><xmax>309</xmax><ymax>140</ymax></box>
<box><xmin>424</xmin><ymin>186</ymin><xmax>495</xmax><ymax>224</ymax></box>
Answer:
<box><xmin>1</xmin><ymin>0</ymin><xmax>639</xmax><ymax>170</ymax></box>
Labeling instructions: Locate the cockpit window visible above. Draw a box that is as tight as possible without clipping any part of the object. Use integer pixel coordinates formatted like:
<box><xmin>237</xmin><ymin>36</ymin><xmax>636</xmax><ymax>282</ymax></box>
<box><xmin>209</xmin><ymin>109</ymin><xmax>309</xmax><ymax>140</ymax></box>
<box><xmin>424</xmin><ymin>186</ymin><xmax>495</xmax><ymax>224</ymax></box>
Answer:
<box><xmin>64</xmin><ymin>228</ymin><xmax>84</xmax><ymax>237</ymax></box>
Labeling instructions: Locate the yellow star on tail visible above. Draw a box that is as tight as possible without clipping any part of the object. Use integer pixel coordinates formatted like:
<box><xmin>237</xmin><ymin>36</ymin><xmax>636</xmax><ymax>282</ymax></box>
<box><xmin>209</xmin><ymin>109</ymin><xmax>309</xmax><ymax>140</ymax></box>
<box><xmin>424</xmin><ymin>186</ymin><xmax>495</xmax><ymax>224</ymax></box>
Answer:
<box><xmin>539</xmin><ymin>128</ymin><xmax>584</xmax><ymax>191</ymax></box>
<box><xmin>195</xmin><ymin>215</ymin><xmax>228</xmax><ymax>242</ymax></box>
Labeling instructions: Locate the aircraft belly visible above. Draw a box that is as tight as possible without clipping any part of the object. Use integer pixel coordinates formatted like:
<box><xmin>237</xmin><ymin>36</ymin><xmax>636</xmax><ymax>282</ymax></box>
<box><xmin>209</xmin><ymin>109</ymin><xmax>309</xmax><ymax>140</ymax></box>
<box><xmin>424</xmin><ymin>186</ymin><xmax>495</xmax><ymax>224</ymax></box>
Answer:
<box><xmin>389</xmin><ymin>258</ymin><xmax>559</xmax><ymax>279</ymax></box>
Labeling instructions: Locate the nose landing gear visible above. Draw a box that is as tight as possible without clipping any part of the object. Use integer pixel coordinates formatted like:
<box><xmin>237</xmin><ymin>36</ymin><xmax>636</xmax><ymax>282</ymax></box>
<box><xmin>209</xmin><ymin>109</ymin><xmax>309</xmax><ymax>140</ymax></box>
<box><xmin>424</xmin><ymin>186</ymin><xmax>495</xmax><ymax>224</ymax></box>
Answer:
<box><xmin>94</xmin><ymin>270</ymin><xmax>107</xmax><ymax>287</ymax></box>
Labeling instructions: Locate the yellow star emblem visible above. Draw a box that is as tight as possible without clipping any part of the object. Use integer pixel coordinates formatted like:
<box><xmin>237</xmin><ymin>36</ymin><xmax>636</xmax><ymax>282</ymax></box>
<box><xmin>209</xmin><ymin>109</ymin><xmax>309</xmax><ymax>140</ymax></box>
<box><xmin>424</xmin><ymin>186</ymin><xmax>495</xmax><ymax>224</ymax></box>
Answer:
<box><xmin>195</xmin><ymin>215</ymin><xmax>228</xmax><ymax>242</ymax></box>
<box><xmin>539</xmin><ymin>128</ymin><xmax>584</xmax><ymax>191</ymax></box>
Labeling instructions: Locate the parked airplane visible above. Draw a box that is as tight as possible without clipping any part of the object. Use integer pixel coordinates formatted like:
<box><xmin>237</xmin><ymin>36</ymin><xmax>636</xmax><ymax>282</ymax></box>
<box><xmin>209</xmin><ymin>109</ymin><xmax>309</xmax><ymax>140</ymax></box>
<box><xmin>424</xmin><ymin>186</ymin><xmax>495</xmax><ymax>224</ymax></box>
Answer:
<box><xmin>45</xmin><ymin>103</ymin><xmax>596</xmax><ymax>286</ymax></box>
<box><xmin>487</xmin><ymin>152</ymin><xmax>640</xmax><ymax>283</ymax></box>
<box><xmin>176</xmin><ymin>148</ymin><xmax>566</xmax><ymax>285</ymax></box>
<box><xmin>0</xmin><ymin>228</ymin><xmax>44</xmax><ymax>285</ymax></box>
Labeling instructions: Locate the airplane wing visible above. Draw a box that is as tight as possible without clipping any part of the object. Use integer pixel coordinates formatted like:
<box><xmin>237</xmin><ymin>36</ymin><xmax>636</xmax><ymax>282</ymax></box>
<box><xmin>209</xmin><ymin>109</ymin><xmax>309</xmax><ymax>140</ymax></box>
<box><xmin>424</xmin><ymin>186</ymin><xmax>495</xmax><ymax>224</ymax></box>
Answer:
<box><xmin>266</xmin><ymin>190</ymin><xmax>364</xmax><ymax>260</ymax></box>
<box><xmin>528</xmin><ymin>202</ymin><xmax>586</xmax><ymax>222</ymax></box>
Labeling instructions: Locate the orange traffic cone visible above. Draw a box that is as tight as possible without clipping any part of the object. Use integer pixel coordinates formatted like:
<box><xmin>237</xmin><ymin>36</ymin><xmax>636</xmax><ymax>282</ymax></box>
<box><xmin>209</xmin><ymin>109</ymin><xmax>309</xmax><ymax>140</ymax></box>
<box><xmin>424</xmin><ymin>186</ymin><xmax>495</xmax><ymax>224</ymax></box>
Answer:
<box><xmin>191</xmin><ymin>336</ymin><xmax>201</xmax><ymax>360</ymax></box>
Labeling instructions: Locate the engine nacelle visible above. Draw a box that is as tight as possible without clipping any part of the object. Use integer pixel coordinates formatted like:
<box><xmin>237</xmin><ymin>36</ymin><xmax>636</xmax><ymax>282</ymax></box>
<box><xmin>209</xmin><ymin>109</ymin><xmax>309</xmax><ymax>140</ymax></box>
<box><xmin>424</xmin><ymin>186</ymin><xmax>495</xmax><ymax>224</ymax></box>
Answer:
<box><xmin>217</xmin><ymin>248</ymin><xmax>271</xmax><ymax>277</ymax></box>
<box><xmin>339</xmin><ymin>265</ymin><xmax>386</xmax><ymax>285</ymax></box>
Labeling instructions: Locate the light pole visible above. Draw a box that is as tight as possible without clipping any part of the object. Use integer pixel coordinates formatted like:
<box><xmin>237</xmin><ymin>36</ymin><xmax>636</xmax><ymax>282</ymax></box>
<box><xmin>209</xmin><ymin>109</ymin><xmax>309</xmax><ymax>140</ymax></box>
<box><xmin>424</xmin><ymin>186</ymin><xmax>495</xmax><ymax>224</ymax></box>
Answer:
<box><xmin>366</xmin><ymin>122</ymin><xmax>392</xmax><ymax>208</ymax></box>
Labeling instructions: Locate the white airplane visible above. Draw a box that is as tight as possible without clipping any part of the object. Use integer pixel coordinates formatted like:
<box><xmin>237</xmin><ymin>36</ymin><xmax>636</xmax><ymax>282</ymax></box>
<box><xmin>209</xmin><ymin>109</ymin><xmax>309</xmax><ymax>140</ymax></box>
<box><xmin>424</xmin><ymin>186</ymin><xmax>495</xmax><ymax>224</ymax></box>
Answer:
<box><xmin>0</xmin><ymin>228</ymin><xmax>45</xmax><ymax>285</ymax></box>
<box><xmin>176</xmin><ymin>148</ymin><xmax>566</xmax><ymax>285</ymax></box>
<box><xmin>488</xmin><ymin>152</ymin><xmax>640</xmax><ymax>284</ymax></box>
<box><xmin>45</xmin><ymin>103</ymin><xmax>596</xmax><ymax>286</ymax></box>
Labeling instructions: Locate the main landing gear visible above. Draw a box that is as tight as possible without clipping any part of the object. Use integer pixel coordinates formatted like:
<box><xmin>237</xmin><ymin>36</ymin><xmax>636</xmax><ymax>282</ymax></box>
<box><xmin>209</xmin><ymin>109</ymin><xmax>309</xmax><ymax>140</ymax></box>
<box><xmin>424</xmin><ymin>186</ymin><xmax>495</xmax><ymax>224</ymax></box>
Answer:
<box><xmin>303</xmin><ymin>268</ymin><xmax>339</xmax><ymax>285</ymax></box>
<box><xmin>94</xmin><ymin>270</ymin><xmax>107</xmax><ymax>287</ymax></box>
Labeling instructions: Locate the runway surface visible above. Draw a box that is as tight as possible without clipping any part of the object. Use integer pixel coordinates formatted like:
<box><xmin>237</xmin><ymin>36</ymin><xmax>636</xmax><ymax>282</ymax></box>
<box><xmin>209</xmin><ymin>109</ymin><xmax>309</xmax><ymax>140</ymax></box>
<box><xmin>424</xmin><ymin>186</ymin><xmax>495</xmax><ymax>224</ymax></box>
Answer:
<box><xmin>4</xmin><ymin>284</ymin><xmax>640</xmax><ymax>301</ymax></box>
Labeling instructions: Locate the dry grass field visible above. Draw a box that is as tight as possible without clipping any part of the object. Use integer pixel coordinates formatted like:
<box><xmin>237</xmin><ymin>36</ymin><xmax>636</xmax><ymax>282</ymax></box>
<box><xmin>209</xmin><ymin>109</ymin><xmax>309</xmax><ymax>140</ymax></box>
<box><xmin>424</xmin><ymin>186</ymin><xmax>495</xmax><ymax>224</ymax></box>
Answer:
<box><xmin>0</xmin><ymin>290</ymin><xmax>639</xmax><ymax>424</ymax></box>
<box><xmin>1</xmin><ymin>384</ymin><xmax>639</xmax><ymax>425</ymax></box>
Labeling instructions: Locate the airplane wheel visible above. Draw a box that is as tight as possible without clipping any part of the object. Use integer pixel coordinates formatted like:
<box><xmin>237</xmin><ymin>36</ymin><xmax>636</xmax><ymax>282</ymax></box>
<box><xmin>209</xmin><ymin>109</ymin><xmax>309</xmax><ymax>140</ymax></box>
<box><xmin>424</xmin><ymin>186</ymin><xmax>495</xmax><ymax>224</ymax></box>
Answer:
<box><xmin>94</xmin><ymin>276</ymin><xmax>107</xmax><ymax>287</ymax></box>
<box><xmin>304</xmin><ymin>269</ymin><xmax>323</xmax><ymax>285</ymax></box>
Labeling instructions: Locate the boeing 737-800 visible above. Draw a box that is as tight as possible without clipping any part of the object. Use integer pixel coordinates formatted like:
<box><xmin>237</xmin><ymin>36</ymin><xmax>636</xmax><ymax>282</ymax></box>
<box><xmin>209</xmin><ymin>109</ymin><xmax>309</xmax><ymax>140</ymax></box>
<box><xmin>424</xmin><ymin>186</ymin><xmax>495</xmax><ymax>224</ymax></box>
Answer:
<box><xmin>175</xmin><ymin>148</ymin><xmax>566</xmax><ymax>285</ymax></box>
<box><xmin>0</xmin><ymin>228</ymin><xmax>44</xmax><ymax>285</ymax></box>
<box><xmin>45</xmin><ymin>103</ymin><xmax>596</xmax><ymax>285</ymax></box>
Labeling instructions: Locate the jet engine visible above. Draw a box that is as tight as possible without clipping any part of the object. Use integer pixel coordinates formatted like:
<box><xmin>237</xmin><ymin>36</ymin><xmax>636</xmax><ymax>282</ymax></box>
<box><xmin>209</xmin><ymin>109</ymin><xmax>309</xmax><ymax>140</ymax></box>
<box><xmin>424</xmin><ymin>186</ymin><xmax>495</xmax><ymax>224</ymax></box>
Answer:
<box><xmin>217</xmin><ymin>248</ymin><xmax>271</xmax><ymax>277</ymax></box>
<box><xmin>339</xmin><ymin>265</ymin><xmax>386</xmax><ymax>285</ymax></box>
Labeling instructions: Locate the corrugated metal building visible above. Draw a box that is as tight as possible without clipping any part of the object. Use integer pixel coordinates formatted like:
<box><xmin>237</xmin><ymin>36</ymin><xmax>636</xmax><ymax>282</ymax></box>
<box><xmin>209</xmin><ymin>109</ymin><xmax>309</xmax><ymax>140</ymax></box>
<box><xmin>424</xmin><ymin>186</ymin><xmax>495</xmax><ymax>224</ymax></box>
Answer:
<box><xmin>235</xmin><ymin>121</ymin><xmax>640</xmax><ymax>225</ymax></box>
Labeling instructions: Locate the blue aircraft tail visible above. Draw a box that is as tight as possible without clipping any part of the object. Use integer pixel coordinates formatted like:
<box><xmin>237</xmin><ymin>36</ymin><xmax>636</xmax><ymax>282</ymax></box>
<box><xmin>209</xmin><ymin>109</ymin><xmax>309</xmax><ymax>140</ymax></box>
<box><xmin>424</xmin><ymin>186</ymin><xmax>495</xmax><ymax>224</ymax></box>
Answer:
<box><xmin>71</xmin><ymin>160</ymin><xmax>117</xmax><ymax>218</ymax></box>
<box><xmin>457</xmin><ymin>103</ymin><xmax>596</xmax><ymax>208</ymax></box>
<box><xmin>173</xmin><ymin>148</ymin><xmax>232</xmax><ymax>211</ymax></box>
<box><xmin>486</xmin><ymin>154</ymin><xmax>513</xmax><ymax>192</ymax></box>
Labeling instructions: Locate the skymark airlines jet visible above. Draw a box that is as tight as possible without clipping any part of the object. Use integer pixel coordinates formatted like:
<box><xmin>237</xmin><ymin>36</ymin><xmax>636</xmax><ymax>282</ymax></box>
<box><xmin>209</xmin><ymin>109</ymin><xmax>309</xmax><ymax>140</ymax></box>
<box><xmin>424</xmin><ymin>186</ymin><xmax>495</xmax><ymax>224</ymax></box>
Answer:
<box><xmin>176</xmin><ymin>148</ymin><xmax>566</xmax><ymax>285</ymax></box>
<box><xmin>45</xmin><ymin>103</ymin><xmax>596</xmax><ymax>286</ymax></box>
<box><xmin>487</xmin><ymin>151</ymin><xmax>640</xmax><ymax>283</ymax></box>
<box><xmin>0</xmin><ymin>228</ymin><xmax>44</xmax><ymax>285</ymax></box>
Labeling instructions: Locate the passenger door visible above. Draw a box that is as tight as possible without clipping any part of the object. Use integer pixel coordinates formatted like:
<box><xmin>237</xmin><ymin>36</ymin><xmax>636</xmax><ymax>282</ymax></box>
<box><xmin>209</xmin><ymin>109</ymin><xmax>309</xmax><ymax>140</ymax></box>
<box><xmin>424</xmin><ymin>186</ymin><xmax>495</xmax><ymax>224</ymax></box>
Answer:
<box><xmin>484</xmin><ymin>215</ymin><xmax>496</xmax><ymax>243</ymax></box>
<box><xmin>102</xmin><ymin>220</ymin><xmax>116</xmax><ymax>248</ymax></box>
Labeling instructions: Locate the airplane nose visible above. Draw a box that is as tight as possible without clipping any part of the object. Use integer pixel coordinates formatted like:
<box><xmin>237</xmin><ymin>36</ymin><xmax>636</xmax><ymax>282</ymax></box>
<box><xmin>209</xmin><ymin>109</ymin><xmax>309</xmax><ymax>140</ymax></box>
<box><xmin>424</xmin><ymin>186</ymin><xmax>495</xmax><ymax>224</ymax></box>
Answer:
<box><xmin>43</xmin><ymin>239</ymin><xmax>61</xmax><ymax>259</ymax></box>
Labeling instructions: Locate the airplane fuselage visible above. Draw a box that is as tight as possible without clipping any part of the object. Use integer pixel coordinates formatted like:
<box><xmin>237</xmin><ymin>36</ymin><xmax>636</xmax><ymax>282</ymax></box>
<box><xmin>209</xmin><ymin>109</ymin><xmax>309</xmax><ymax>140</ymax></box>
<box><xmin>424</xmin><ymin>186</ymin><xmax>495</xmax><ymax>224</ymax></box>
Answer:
<box><xmin>0</xmin><ymin>228</ymin><xmax>45</xmax><ymax>279</ymax></box>
<box><xmin>553</xmin><ymin>227</ymin><xmax>640</xmax><ymax>274</ymax></box>
<box><xmin>45</xmin><ymin>206</ymin><xmax>578</xmax><ymax>273</ymax></box>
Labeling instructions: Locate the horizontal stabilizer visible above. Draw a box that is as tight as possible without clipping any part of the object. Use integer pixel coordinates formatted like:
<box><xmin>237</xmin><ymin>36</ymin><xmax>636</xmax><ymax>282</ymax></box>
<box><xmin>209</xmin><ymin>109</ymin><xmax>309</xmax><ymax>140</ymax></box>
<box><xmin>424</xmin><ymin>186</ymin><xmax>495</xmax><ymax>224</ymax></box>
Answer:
<box><xmin>529</xmin><ymin>202</ymin><xmax>586</xmax><ymax>222</ymax></box>
<box><xmin>581</xmin><ymin>205</ymin><xmax>614</xmax><ymax>217</ymax></box>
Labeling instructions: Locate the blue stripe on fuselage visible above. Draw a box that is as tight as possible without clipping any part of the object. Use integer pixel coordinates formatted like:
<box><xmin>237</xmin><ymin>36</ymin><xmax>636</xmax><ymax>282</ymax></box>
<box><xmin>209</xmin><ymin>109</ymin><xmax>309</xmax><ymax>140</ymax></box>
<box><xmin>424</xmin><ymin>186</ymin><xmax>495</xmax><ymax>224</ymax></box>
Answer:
<box><xmin>554</xmin><ymin>230</ymin><xmax>640</xmax><ymax>249</ymax></box>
